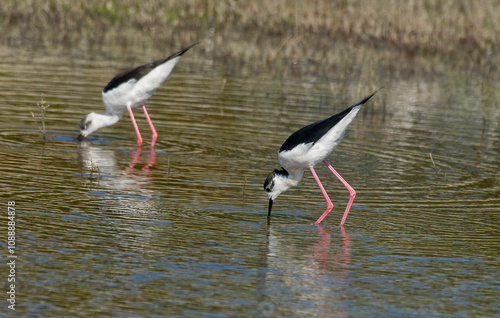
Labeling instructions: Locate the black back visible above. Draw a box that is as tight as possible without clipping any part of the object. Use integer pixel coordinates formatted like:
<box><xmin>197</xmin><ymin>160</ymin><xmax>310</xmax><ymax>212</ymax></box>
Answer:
<box><xmin>103</xmin><ymin>42</ymin><xmax>199</xmax><ymax>93</ymax></box>
<box><xmin>279</xmin><ymin>92</ymin><xmax>377</xmax><ymax>152</ymax></box>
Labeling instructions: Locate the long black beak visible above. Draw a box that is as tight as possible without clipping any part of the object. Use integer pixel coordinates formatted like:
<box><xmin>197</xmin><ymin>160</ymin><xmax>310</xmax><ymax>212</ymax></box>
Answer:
<box><xmin>77</xmin><ymin>134</ymin><xmax>85</xmax><ymax>141</ymax></box>
<box><xmin>267</xmin><ymin>199</ymin><xmax>273</xmax><ymax>218</ymax></box>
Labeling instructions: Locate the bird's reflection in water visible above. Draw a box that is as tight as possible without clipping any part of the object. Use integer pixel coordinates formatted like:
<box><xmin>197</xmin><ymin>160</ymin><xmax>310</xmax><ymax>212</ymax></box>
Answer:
<box><xmin>78</xmin><ymin>141</ymin><xmax>157</xmax><ymax>194</ymax></box>
<box><xmin>312</xmin><ymin>225</ymin><xmax>351</xmax><ymax>275</ymax></box>
<box><xmin>127</xmin><ymin>146</ymin><xmax>156</xmax><ymax>172</ymax></box>
<box><xmin>263</xmin><ymin>222</ymin><xmax>352</xmax><ymax>315</ymax></box>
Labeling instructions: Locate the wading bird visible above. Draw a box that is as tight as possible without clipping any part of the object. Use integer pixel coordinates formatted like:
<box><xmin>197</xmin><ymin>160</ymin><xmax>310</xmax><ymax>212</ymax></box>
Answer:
<box><xmin>78</xmin><ymin>42</ymin><xmax>198</xmax><ymax>147</ymax></box>
<box><xmin>264</xmin><ymin>90</ymin><xmax>378</xmax><ymax>225</ymax></box>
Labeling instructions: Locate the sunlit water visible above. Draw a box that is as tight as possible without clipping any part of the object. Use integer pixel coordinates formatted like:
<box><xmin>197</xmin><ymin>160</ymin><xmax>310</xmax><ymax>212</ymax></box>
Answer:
<box><xmin>0</xmin><ymin>45</ymin><xmax>499</xmax><ymax>317</ymax></box>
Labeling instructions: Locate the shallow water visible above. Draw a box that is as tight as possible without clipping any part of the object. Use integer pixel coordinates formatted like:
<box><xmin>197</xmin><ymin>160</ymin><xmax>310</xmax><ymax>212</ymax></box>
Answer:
<box><xmin>0</xmin><ymin>45</ymin><xmax>499</xmax><ymax>317</ymax></box>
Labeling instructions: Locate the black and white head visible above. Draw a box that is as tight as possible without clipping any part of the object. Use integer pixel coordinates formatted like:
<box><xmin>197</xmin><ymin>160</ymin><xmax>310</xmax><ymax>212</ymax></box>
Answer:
<box><xmin>78</xmin><ymin>113</ymin><xmax>101</xmax><ymax>140</ymax></box>
<box><xmin>264</xmin><ymin>168</ymin><xmax>296</xmax><ymax>218</ymax></box>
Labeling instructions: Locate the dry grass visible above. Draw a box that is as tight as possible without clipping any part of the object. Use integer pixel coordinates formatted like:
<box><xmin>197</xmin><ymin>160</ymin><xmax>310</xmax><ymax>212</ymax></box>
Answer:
<box><xmin>30</xmin><ymin>95</ymin><xmax>50</xmax><ymax>141</ymax></box>
<box><xmin>1</xmin><ymin>0</ymin><xmax>498</xmax><ymax>77</ymax></box>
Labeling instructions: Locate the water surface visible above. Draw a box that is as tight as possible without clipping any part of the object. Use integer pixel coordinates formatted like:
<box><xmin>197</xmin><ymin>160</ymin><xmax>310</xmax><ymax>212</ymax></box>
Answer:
<box><xmin>0</xmin><ymin>45</ymin><xmax>499</xmax><ymax>317</ymax></box>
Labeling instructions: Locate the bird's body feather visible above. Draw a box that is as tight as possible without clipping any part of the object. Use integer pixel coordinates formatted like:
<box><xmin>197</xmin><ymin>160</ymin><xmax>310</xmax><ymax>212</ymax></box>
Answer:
<box><xmin>278</xmin><ymin>105</ymin><xmax>361</xmax><ymax>171</ymax></box>
<box><xmin>102</xmin><ymin>55</ymin><xmax>182</xmax><ymax>116</ymax></box>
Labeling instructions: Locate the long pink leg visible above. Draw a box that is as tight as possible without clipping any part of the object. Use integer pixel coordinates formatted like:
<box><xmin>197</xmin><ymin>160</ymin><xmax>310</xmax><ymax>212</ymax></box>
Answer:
<box><xmin>323</xmin><ymin>159</ymin><xmax>356</xmax><ymax>226</ymax></box>
<box><xmin>142</xmin><ymin>105</ymin><xmax>158</xmax><ymax>147</ymax></box>
<box><xmin>127</xmin><ymin>107</ymin><xmax>143</xmax><ymax>146</ymax></box>
<box><xmin>310</xmin><ymin>166</ymin><xmax>334</xmax><ymax>225</ymax></box>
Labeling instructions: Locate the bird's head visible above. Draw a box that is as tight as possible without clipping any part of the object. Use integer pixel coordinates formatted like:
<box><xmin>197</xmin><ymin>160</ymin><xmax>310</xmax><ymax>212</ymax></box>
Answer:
<box><xmin>78</xmin><ymin>112</ymin><xmax>120</xmax><ymax>141</ymax></box>
<box><xmin>78</xmin><ymin>113</ymin><xmax>99</xmax><ymax>141</ymax></box>
<box><xmin>264</xmin><ymin>168</ymin><xmax>297</xmax><ymax>218</ymax></box>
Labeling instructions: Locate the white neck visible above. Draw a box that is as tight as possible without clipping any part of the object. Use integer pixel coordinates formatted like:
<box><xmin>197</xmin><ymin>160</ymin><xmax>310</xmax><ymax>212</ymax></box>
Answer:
<box><xmin>94</xmin><ymin>112</ymin><xmax>121</xmax><ymax>129</ymax></box>
<box><xmin>270</xmin><ymin>170</ymin><xmax>304</xmax><ymax>200</ymax></box>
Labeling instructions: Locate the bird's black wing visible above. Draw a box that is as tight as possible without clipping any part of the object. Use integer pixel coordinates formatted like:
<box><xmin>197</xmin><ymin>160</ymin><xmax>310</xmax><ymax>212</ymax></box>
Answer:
<box><xmin>103</xmin><ymin>42</ymin><xmax>199</xmax><ymax>93</ymax></box>
<box><xmin>279</xmin><ymin>92</ymin><xmax>377</xmax><ymax>152</ymax></box>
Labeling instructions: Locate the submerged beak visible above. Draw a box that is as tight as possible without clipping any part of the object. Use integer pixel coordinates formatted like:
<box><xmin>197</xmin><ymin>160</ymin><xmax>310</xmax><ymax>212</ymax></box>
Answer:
<box><xmin>77</xmin><ymin>134</ymin><xmax>85</xmax><ymax>141</ymax></box>
<box><xmin>267</xmin><ymin>199</ymin><xmax>273</xmax><ymax>218</ymax></box>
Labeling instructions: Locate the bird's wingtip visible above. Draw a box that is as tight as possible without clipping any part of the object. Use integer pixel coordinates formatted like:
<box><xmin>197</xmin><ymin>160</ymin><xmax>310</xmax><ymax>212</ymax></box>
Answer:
<box><xmin>175</xmin><ymin>42</ymin><xmax>200</xmax><ymax>57</ymax></box>
<box><xmin>356</xmin><ymin>86</ymin><xmax>384</xmax><ymax>106</ymax></box>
